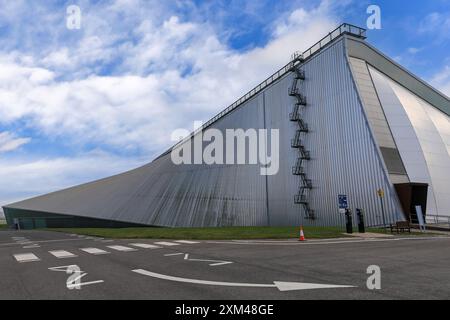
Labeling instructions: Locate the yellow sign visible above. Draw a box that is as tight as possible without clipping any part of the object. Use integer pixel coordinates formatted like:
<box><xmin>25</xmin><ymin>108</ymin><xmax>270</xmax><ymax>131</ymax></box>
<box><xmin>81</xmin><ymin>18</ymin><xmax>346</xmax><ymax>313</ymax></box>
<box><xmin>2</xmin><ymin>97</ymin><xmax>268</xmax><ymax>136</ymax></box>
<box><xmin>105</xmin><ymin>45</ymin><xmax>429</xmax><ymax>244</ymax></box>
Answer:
<box><xmin>377</xmin><ymin>189</ymin><xmax>384</xmax><ymax>197</ymax></box>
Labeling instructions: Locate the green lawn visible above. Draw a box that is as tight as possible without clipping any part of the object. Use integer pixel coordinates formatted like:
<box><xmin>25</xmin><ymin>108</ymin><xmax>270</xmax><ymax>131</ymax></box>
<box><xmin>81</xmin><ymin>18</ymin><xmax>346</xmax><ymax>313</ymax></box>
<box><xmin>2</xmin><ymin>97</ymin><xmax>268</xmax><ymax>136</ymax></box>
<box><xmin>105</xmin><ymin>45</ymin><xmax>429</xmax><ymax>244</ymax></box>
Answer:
<box><xmin>48</xmin><ymin>226</ymin><xmax>353</xmax><ymax>240</ymax></box>
<box><xmin>0</xmin><ymin>221</ymin><xmax>9</xmax><ymax>230</ymax></box>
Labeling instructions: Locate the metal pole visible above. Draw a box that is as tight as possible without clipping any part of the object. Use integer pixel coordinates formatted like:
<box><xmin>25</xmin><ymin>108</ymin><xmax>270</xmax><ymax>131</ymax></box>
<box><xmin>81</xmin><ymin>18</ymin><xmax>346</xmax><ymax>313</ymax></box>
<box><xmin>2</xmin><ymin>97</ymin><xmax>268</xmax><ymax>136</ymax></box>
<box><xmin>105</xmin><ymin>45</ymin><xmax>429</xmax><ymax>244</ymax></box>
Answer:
<box><xmin>380</xmin><ymin>196</ymin><xmax>386</xmax><ymax>232</ymax></box>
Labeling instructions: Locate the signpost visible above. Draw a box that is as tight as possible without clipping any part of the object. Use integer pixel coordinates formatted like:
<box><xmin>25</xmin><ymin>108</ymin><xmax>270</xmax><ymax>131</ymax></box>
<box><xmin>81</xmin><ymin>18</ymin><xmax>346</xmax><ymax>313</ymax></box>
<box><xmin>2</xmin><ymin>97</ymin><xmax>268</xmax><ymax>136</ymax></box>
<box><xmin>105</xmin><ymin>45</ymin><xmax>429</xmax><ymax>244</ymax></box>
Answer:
<box><xmin>338</xmin><ymin>194</ymin><xmax>348</xmax><ymax>213</ymax></box>
<box><xmin>338</xmin><ymin>195</ymin><xmax>352</xmax><ymax>233</ymax></box>
<box><xmin>377</xmin><ymin>188</ymin><xmax>386</xmax><ymax>231</ymax></box>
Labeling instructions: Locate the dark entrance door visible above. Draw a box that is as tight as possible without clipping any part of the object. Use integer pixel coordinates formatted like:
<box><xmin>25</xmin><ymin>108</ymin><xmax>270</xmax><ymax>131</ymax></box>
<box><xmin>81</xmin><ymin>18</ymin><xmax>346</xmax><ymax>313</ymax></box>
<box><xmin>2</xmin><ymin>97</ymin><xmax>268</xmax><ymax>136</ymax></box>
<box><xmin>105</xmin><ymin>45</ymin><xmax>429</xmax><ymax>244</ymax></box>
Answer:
<box><xmin>394</xmin><ymin>183</ymin><xmax>428</xmax><ymax>224</ymax></box>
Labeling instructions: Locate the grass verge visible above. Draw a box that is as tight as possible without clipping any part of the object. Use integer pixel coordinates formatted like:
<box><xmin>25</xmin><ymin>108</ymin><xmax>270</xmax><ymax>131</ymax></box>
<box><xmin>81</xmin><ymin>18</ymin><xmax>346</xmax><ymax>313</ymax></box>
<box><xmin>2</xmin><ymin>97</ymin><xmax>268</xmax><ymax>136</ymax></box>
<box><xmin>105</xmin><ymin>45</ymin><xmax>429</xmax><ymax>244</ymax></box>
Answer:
<box><xmin>0</xmin><ymin>222</ymin><xmax>9</xmax><ymax>230</ymax></box>
<box><xmin>47</xmin><ymin>226</ymin><xmax>354</xmax><ymax>240</ymax></box>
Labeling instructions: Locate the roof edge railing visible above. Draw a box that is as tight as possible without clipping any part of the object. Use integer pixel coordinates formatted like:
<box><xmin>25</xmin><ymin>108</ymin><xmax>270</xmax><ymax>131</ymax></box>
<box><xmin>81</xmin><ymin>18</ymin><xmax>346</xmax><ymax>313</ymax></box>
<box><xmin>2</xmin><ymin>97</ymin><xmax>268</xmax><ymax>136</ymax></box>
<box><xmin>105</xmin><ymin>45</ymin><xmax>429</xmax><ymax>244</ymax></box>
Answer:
<box><xmin>155</xmin><ymin>23</ymin><xmax>366</xmax><ymax>160</ymax></box>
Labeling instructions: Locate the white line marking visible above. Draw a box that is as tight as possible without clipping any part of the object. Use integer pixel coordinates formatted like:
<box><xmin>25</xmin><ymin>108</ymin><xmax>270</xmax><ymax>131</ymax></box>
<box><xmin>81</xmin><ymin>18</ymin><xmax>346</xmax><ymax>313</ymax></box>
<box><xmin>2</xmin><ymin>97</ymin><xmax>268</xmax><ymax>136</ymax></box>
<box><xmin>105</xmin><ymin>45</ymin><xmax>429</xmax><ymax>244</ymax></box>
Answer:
<box><xmin>107</xmin><ymin>245</ymin><xmax>137</xmax><ymax>252</ymax></box>
<box><xmin>14</xmin><ymin>253</ymin><xmax>40</xmax><ymax>263</ymax></box>
<box><xmin>175</xmin><ymin>240</ymin><xmax>200</xmax><ymax>244</ymax></box>
<box><xmin>183</xmin><ymin>253</ymin><xmax>233</xmax><ymax>266</ymax></box>
<box><xmin>23</xmin><ymin>245</ymin><xmax>40</xmax><ymax>249</ymax></box>
<box><xmin>49</xmin><ymin>265</ymin><xmax>80</xmax><ymax>272</ymax></box>
<box><xmin>164</xmin><ymin>252</ymin><xmax>184</xmax><ymax>256</ymax></box>
<box><xmin>0</xmin><ymin>238</ymin><xmax>100</xmax><ymax>248</ymax></box>
<box><xmin>206</xmin><ymin>237</ymin><xmax>443</xmax><ymax>246</ymax></box>
<box><xmin>81</xmin><ymin>248</ymin><xmax>109</xmax><ymax>255</ymax></box>
<box><xmin>101</xmin><ymin>240</ymin><xmax>114</xmax><ymax>243</ymax></box>
<box><xmin>132</xmin><ymin>269</ymin><xmax>356</xmax><ymax>291</ymax></box>
<box><xmin>49</xmin><ymin>250</ymin><xmax>77</xmax><ymax>258</ymax></box>
<box><xmin>209</xmin><ymin>261</ymin><xmax>234</xmax><ymax>266</ymax></box>
<box><xmin>129</xmin><ymin>243</ymin><xmax>161</xmax><ymax>249</ymax></box>
<box><xmin>67</xmin><ymin>280</ymin><xmax>104</xmax><ymax>289</ymax></box>
<box><xmin>154</xmin><ymin>241</ymin><xmax>180</xmax><ymax>246</ymax></box>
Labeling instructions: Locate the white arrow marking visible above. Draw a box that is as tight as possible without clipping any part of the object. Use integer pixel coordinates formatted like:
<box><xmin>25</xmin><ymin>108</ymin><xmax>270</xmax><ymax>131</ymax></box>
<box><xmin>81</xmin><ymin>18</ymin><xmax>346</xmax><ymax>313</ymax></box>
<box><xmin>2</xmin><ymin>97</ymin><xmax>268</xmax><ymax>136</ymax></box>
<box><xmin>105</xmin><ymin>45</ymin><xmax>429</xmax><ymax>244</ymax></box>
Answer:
<box><xmin>67</xmin><ymin>280</ymin><xmax>104</xmax><ymax>289</ymax></box>
<box><xmin>183</xmin><ymin>253</ymin><xmax>233</xmax><ymax>266</ymax></box>
<box><xmin>132</xmin><ymin>269</ymin><xmax>356</xmax><ymax>291</ymax></box>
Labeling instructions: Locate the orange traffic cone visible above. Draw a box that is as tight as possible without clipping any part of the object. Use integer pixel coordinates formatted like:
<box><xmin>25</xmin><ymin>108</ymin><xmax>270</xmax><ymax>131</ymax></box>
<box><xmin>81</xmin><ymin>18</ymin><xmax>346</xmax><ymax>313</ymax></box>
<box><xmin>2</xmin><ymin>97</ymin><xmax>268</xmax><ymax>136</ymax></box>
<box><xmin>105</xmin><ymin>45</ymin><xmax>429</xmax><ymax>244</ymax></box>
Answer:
<box><xmin>299</xmin><ymin>226</ymin><xmax>306</xmax><ymax>241</ymax></box>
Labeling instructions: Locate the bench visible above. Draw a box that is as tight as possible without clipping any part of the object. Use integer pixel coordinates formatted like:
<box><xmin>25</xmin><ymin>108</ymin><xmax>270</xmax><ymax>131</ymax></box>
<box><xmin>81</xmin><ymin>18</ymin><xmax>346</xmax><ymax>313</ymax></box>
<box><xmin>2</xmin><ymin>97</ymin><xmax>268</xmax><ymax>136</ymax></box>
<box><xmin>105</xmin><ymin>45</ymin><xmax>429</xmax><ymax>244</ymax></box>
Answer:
<box><xmin>389</xmin><ymin>221</ymin><xmax>411</xmax><ymax>233</ymax></box>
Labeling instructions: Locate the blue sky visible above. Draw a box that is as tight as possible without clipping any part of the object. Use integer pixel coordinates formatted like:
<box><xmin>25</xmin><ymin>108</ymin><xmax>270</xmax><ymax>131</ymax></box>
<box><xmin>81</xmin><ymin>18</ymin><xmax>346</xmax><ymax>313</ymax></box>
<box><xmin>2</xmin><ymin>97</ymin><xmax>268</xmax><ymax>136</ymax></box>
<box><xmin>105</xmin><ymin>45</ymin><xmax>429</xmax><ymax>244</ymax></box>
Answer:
<box><xmin>1</xmin><ymin>0</ymin><xmax>450</xmax><ymax>213</ymax></box>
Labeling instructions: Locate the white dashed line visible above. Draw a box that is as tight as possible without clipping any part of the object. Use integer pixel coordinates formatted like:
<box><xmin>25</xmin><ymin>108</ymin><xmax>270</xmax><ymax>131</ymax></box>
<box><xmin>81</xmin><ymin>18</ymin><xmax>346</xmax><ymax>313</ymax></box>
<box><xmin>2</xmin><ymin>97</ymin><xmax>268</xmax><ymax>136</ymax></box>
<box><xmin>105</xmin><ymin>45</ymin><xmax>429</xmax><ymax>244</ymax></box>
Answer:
<box><xmin>175</xmin><ymin>240</ymin><xmax>200</xmax><ymax>244</ymax></box>
<box><xmin>23</xmin><ymin>245</ymin><xmax>40</xmax><ymax>249</ymax></box>
<box><xmin>80</xmin><ymin>247</ymin><xmax>110</xmax><ymax>255</ymax></box>
<box><xmin>49</xmin><ymin>250</ymin><xmax>77</xmax><ymax>258</ymax></box>
<box><xmin>154</xmin><ymin>241</ymin><xmax>180</xmax><ymax>246</ymax></box>
<box><xmin>164</xmin><ymin>252</ymin><xmax>184</xmax><ymax>256</ymax></box>
<box><xmin>129</xmin><ymin>243</ymin><xmax>161</xmax><ymax>249</ymax></box>
<box><xmin>107</xmin><ymin>245</ymin><xmax>137</xmax><ymax>252</ymax></box>
<box><xmin>13</xmin><ymin>253</ymin><xmax>40</xmax><ymax>263</ymax></box>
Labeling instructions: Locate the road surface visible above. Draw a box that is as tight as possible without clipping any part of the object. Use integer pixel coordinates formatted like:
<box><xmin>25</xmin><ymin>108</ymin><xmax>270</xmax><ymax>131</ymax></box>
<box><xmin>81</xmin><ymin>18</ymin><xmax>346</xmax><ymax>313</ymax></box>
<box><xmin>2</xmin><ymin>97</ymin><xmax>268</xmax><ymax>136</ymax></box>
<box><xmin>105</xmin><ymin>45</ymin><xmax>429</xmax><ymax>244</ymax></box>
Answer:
<box><xmin>0</xmin><ymin>229</ymin><xmax>449</xmax><ymax>299</ymax></box>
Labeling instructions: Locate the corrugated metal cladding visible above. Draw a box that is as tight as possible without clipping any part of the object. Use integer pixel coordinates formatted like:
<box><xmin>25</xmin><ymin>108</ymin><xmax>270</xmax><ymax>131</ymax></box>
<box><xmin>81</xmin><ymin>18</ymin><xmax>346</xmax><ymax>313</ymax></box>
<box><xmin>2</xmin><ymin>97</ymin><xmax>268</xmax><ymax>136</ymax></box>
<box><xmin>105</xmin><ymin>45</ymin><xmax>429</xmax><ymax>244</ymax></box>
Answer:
<box><xmin>348</xmin><ymin>56</ymin><xmax>409</xmax><ymax>184</ymax></box>
<box><xmin>369</xmin><ymin>66</ymin><xmax>450</xmax><ymax>218</ymax></box>
<box><xmin>5</xmin><ymin>35</ymin><xmax>406</xmax><ymax>227</ymax></box>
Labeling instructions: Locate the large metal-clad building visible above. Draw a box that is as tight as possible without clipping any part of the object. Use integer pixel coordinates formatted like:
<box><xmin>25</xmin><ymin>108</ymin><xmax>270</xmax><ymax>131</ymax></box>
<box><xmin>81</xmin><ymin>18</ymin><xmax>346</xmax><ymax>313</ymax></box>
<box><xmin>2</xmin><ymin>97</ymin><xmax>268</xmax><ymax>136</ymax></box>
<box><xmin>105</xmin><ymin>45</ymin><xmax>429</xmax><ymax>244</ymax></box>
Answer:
<box><xmin>4</xmin><ymin>24</ymin><xmax>450</xmax><ymax>229</ymax></box>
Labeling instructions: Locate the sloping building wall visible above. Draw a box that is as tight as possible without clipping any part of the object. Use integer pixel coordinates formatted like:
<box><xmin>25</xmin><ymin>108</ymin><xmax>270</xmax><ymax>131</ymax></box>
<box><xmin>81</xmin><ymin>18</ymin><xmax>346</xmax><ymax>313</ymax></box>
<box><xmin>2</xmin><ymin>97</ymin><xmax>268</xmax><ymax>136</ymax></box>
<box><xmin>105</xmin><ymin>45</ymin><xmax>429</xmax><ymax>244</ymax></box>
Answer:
<box><xmin>4</xmin><ymin>35</ymin><xmax>406</xmax><ymax>228</ymax></box>
<box><xmin>265</xmin><ymin>38</ymin><xmax>403</xmax><ymax>227</ymax></box>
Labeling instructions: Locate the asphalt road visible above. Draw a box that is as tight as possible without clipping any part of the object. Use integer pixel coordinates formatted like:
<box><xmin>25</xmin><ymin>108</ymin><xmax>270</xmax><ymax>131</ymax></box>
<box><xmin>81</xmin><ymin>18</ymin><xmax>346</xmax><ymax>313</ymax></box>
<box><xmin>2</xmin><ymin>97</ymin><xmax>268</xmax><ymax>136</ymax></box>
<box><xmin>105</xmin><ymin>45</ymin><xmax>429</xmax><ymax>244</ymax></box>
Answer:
<box><xmin>0</xmin><ymin>229</ymin><xmax>449</xmax><ymax>299</ymax></box>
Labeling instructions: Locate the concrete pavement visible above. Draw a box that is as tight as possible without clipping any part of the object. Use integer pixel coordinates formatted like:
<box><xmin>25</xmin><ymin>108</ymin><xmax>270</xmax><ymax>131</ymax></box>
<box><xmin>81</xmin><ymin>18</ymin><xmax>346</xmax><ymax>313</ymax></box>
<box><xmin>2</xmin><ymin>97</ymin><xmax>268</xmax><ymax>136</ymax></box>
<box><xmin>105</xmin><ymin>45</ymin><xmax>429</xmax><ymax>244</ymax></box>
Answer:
<box><xmin>1</xmin><ymin>229</ymin><xmax>449</xmax><ymax>299</ymax></box>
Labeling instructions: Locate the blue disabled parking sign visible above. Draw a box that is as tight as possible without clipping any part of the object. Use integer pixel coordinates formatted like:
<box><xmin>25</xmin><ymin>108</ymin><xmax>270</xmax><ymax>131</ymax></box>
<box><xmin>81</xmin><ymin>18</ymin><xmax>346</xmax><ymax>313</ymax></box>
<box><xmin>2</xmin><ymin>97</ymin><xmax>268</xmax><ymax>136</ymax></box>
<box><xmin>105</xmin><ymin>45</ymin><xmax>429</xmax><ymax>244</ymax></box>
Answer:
<box><xmin>338</xmin><ymin>195</ymin><xmax>348</xmax><ymax>210</ymax></box>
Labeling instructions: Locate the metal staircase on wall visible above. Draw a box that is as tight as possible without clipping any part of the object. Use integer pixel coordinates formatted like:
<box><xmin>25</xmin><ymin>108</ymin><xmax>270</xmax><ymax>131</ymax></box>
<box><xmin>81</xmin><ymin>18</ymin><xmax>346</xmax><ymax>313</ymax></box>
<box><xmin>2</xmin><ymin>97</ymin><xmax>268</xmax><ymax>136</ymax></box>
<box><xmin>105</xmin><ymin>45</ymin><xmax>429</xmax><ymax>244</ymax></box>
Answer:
<box><xmin>288</xmin><ymin>56</ymin><xmax>315</xmax><ymax>220</ymax></box>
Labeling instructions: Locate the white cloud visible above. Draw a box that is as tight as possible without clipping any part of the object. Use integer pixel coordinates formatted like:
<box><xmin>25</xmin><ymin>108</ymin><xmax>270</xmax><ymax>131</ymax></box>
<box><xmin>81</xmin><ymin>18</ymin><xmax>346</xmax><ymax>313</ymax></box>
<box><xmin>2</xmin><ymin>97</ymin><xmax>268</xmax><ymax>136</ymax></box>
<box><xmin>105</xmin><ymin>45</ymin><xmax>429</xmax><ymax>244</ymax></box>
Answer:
<box><xmin>431</xmin><ymin>66</ymin><xmax>450</xmax><ymax>97</ymax></box>
<box><xmin>0</xmin><ymin>2</ymin><xmax>338</xmax><ymax>154</ymax></box>
<box><xmin>0</xmin><ymin>152</ymin><xmax>147</xmax><ymax>207</ymax></box>
<box><xmin>418</xmin><ymin>12</ymin><xmax>450</xmax><ymax>42</ymax></box>
<box><xmin>0</xmin><ymin>131</ymin><xmax>30</xmax><ymax>153</ymax></box>
<box><xmin>407</xmin><ymin>47</ymin><xmax>422</xmax><ymax>55</ymax></box>
<box><xmin>0</xmin><ymin>0</ymin><xmax>341</xmax><ymax>205</ymax></box>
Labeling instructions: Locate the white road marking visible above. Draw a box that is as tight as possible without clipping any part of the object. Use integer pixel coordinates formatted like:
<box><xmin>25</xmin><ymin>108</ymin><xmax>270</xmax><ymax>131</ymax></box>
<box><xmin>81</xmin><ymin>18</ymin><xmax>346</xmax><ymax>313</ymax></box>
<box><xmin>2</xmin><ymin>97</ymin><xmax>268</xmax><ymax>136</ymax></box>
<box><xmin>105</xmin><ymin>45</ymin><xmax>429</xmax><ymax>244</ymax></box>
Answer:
<box><xmin>129</xmin><ymin>243</ymin><xmax>161</xmax><ymax>249</ymax></box>
<box><xmin>14</xmin><ymin>253</ymin><xmax>40</xmax><ymax>263</ymax></box>
<box><xmin>183</xmin><ymin>253</ymin><xmax>233</xmax><ymax>266</ymax></box>
<box><xmin>164</xmin><ymin>252</ymin><xmax>184</xmax><ymax>256</ymax></box>
<box><xmin>175</xmin><ymin>240</ymin><xmax>200</xmax><ymax>244</ymax></box>
<box><xmin>132</xmin><ymin>269</ymin><xmax>356</xmax><ymax>291</ymax></box>
<box><xmin>23</xmin><ymin>245</ymin><xmax>40</xmax><ymax>249</ymax></box>
<box><xmin>154</xmin><ymin>241</ymin><xmax>180</xmax><ymax>246</ymax></box>
<box><xmin>205</xmin><ymin>237</ymin><xmax>449</xmax><ymax>246</ymax></box>
<box><xmin>67</xmin><ymin>280</ymin><xmax>104</xmax><ymax>289</ymax></box>
<box><xmin>0</xmin><ymin>238</ymin><xmax>97</xmax><ymax>248</ymax></box>
<box><xmin>209</xmin><ymin>261</ymin><xmax>234</xmax><ymax>266</ymax></box>
<box><xmin>49</xmin><ymin>250</ymin><xmax>77</xmax><ymax>258</ymax></box>
<box><xmin>81</xmin><ymin>247</ymin><xmax>109</xmax><ymax>255</ymax></box>
<box><xmin>107</xmin><ymin>245</ymin><xmax>137</xmax><ymax>252</ymax></box>
<box><xmin>49</xmin><ymin>265</ymin><xmax>79</xmax><ymax>272</ymax></box>
<box><xmin>101</xmin><ymin>240</ymin><xmax>114</xmax><ymax>243</ymax></box>
<box><xmin>48</xmin><ymin>265</ymin><xmax>104</xmax><ymax>289</ymax></box>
